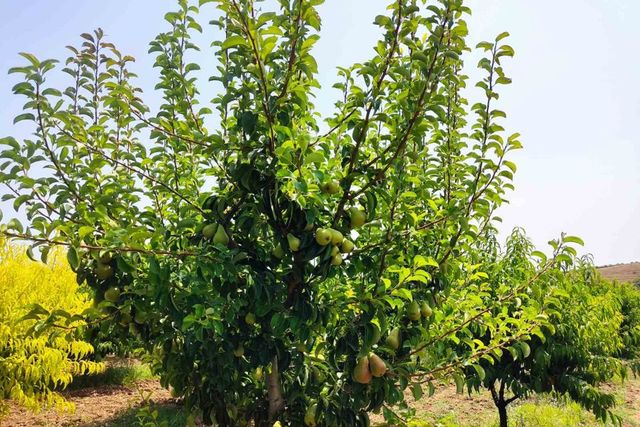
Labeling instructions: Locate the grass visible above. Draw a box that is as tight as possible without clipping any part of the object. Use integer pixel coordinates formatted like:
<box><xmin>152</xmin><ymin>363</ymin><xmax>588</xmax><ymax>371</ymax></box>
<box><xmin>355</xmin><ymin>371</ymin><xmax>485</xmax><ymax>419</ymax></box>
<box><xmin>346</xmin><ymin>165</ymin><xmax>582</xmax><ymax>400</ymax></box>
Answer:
<box><xmin>69</xmin><ymin>357</ymin><xmax>156</xmax><ymax>389</ymax></box>
<box><xmin>104</xmin><ymin>403</ymin><xmax>187</xmax><ymax>427</ymax></box>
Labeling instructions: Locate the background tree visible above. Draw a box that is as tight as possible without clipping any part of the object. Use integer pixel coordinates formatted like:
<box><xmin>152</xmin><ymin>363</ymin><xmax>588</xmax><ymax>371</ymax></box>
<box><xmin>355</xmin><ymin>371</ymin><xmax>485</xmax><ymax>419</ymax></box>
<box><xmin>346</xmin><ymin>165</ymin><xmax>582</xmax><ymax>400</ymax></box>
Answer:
<box><xmin>462</xmin><ymin>233</ymin><xmax>628</xmax><ymax>427</ymax></box>
<box><xmin>0</xmin><ymin>0</ymin><xmax>578</xmax><ymax>425</ymax></box>
<box><xmin>0</xmin><ymin>238</ymin><xmax>104</xmax><ymax>418</ymax></box>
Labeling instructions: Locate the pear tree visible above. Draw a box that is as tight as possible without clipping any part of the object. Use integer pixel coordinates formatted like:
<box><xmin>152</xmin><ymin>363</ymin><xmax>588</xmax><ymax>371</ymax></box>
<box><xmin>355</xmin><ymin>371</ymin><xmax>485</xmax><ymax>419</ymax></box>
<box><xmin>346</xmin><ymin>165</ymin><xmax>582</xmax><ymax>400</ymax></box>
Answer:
<box><xmin>0</xmin><ymin>0</ymin><xmax>575</xmax><ymax>425</ymax></box>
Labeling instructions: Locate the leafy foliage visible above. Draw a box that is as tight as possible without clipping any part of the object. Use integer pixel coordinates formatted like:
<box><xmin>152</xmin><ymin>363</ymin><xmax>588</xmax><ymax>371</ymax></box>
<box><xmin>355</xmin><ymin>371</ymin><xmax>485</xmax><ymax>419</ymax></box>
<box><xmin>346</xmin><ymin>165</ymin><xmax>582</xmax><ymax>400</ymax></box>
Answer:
<box><xmin>0</xmin><ymin>0</ymin><xmax>580</xmax><ymax>425</ymax></box>
<box><xmin>462</xmin><ymin>233</ymin><xmax>630</xmax><ymax>426</ymax></box>
<box><xmin>0</xmin><ymin>238</ymin><xmax>104</xmax><ymax>417</ymax></box>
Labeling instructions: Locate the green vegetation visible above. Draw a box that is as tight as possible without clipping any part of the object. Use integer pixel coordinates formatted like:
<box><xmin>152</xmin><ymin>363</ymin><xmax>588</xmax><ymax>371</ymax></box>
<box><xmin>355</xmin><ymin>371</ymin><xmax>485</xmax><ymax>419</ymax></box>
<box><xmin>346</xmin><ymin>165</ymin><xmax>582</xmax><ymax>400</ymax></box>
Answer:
<box><xmin>0</xmin><ymin>0</ymin><xmax>639</xmax><ymax>426</ymax></box>
<box><xmin>0</xmin><ymin>239</ymin><xmax>104</xmax><ymax>416</ymax></box>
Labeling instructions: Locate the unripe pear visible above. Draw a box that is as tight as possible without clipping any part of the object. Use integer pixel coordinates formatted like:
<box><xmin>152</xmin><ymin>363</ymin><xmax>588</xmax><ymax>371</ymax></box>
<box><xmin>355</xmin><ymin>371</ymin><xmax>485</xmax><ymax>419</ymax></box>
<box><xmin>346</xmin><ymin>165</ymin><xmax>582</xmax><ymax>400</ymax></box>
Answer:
<box><xmin>371</xmin><ymin>324</ymin><xmax>381</xmax><ymax>345</ymax></box>
<box><xmin>353</xmin><ymin>356</ymin><xmax>372</xmax><ymax>384</ymax></box>
<box><xmin>407</xmin><ymin>300</ymin><xmax>421</xmax><ymax>321</ymax></box>
<box><xmin>104</xmin><ymin>287</ymin><xmax>120</xmax><ymax>303</ymax></box>
<box><xmin>341</xmin><ymin>239</ymin><xmax>355</xmax><ymax>253</ymax></box>
<box><xmin>368</xmin><ymin>353</ymin><xmax>387</xmax><ymax>377</ymax></box>
<box><xmin>134</xmin><ymin>310</ymin><xmax>148</xmax><ymax>324</ymax></box>
<box><xmin>304</xmin><ymin>403</ymin><xmax>318</xmax><ymax>427</ymax></box>
<box><xmin>96</xmin><ymin>263</ymin><xmax>114</xmax><ymax>280</ymax></box>
<box><xmin>245</xmin><ymin>312</ymin><xmax>256</xmax><ymax>325</ymax></box>
<box><xmin>202</xmin><ymin>223</ymin><xmax>217</xmax><ymax>239</ymax></box>
<box><xmin>331</xmin><ymin>245</ymin><xmax>340</xmax><ymax>257</ymax></box>
<box><xmin>272</xmin><ymin>243</ymin><xmax>284</xmax><ymax>259</ymax></box>
<box><xmin>119</xmin><ymin>312</ymin><xmax>132</xmax><ymax>325</ymax></box>
<box><xmin>315</xmin><ymin>228</ymin><xmax>332</xmax><ymax>246</ymax></box>
<box><xmin>421</xmin><ymin>302</ymin><xmax>433</xmax><ymax>318</ymax></box>
<box><xmin>322</xmin><ymin>180</ymin><xmax>341</xmax><ymax>195</ymax></box>
<box><xmin>213</xmin><ymin>225</ymin><xmax>230</xmax><ymax>245</ymax></box>
<box><xmin>234</xmin><ymin>344</ymin><xmax>244</xmax><ymax>357</ymax></box>
<box><xmin>99</xmin><ymin>251</ymin><xmax>113</xmax><ymax>264</ymax></box>
<box><xmin>331</xmin><ymin>254</ymin><xmax>343</xmax><ymax>266</ymax></box>
<box><xmin>328</xmin><ymin>228</ymin><xmax>343</xmax><ymax>246</ymax></box>
<box><xmin>386</xmin><ymin>327</ymin><xmax>401</xmax><ymax>350</ymax></box>
<box><xmin>253</xmin><ymin>367</ymin><xmax>263</xmax><ymax>381</ymax></box>
<box><xmin>287</xmin><ymin>233</ymin><xmax>301</xmax><ymax>252</ymax></box>
<box><xmin>349</xmin><ymin>207</ymin><xmax>367</xmax><ymax>228</ymax></box>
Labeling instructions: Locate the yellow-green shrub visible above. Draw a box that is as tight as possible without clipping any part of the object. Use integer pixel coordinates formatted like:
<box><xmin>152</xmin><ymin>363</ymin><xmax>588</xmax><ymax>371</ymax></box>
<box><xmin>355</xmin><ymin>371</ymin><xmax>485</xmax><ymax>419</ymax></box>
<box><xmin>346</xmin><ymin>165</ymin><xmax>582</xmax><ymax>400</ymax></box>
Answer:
<box><xmin>0</xmin><ymin>238</ymin><xmax>104</xmax><ymax>417</ymax></box>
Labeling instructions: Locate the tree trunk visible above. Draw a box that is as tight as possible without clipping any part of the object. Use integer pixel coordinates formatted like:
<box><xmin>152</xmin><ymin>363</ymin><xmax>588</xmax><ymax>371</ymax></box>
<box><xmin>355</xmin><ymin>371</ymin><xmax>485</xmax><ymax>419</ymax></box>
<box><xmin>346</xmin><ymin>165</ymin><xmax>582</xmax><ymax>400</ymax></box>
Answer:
<box><xmin>267</xmin><ymin>355</ymin><xmax>285</xmax><ymax>422</ymax></box>
<box><xmin>490</xmin><ymin>381</ymin><xmax>510</xmax><ymax>427</ymax></box>
<box><xmin>497</xmin><ymin>401</ymin><xmax>508</xmax><ymax>427</ymax></box>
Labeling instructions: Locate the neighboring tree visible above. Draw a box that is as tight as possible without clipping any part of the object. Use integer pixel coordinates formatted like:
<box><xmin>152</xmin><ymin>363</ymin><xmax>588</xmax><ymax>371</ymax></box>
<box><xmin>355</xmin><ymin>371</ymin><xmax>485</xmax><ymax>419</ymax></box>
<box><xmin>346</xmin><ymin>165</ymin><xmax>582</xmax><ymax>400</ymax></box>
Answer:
<box><xmin>610</xmin><ymin>280</ymin><xmax>640</xmax><ymax>373</ymax></box>
<box><xmin>463</xmin><ymin>236</ymin><xmax>626</xmax><ymax>427</ymax></box>
<box><xmin>0</xmin><ymin>0</ymin><xmax>577</xmax><ymax>425</ymax></box>
<box><xmin>0</xmin><ymin>238</ymin><xmax>103</xmax><ymax>418</ymax></box>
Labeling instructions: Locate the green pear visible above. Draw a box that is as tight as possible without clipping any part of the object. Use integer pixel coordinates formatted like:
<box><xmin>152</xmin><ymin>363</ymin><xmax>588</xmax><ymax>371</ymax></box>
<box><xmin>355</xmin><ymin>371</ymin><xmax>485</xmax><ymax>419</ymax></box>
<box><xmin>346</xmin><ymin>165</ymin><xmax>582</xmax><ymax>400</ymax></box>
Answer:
<box><xmin>331</xmin><ymin>245</ymin><xmax>340</xmax><ymax>257</ymax></box>
<box><xmin>304</xmin><ymin>402</ymin><xmax>318</xmax><ymax>427</ymax></box>
<box><xmin>99</xmin><ymin>251</ymin><xmax>113</xmax><ymax>264</ymax></box>
<box><xmin>245</xmin><ymin>312</ymin><xmax>256</xmax><ymax>325</ymax></box>
<box><xmin>213</xmin><ymin>225</ymin><xmax>230</xmax><ymax>245</ymax></box>
<box><xmin>421</xmin><ymin>302</ymin><xmax>433</xmax><ymax>318</ymax></box>
<box><xmin>331</xmin><ymin>254</ymin><xmax>343</xmax><ymax>266</ymax></box>
<box><xmin>341</xmin><ymin>239</ymin><xmax>355</xmax><ymax>253</ymax></box>
<box><xmin>368</xmin><ymin>353</ymin><xmax>387</xmax><ymax>377</ymax></box>
<box><xmin>253</xmin><ymin>366</ymin><xmax>263</xmax><ymax>381</ymax></box>
<box><xmin>96</xmin><ymin>263</ymin><xmax>114</xmax><ymax>280</ymax></box>
<box><xmin>104</xmin><ymin>287</ymin><xmax>120</xmax><ymax>303</ymax></box>
<box><xmin>287</xmin><ymin>233</ymin><xmax>301</xmax><ymax>252</ymax></box>
<box><xmin>321</xmin><ymin>179</ymin><xmax>341</xmax><ymax>195</ymax></box>
<box><xmin>119</xmin><ymin>312</ymin><xmax>132</xmax><ymax>325</ymax></box>
<box><xmin>407</xmin><ymin>301</ymin><xmax>421</xmax><ymax>321</ymax></box>
<box><xmin>386</xmin><ymin>327</ymin><xmax>401</xmax><ymax>350</ymax></box>
<box><xmin>134</xmin><ymin>310</ymin><xmax>148</xmax><ymax>324</ymax></box>
<box><xmin>328</xmin><ymin>228</ymin><xmax>343</xmax><ymax>246</ymax></box>
<box><xmin>272</xmin><ymin>243</ymin><xmax>284</xmax><ymax>259</ymax></box>
<box><xmin>349</xmin><ymin>207</ymin><xmax>367</xmax><ymax>228</ymax></box>
<box><xmin>202</xmin><ymin>223</ymin><xmax>217</xmax><ymax>239</ymax></box>
<box><xmin>315</xmin><ymin>228</ymin><xmax>332</xmax><ymax>246</ymax></box>
<box><xmin>234</xmin><ymin>343</ymin><xmax>244</xmax><ymax>357</ymax></box>
<box><xmin>353</xmin><ymin>355</ymin><xmax>372</xmax><ymax>384</ymax></box>
<box><xmin>370</xmin><ymin>324</ymin><xmax>381</xmax><ymax>345</ymax></box>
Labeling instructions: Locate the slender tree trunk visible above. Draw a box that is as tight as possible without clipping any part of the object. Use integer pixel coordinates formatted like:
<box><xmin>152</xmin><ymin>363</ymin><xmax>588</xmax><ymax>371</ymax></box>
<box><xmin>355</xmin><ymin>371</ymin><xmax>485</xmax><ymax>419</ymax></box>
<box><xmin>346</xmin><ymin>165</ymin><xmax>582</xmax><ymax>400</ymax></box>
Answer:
<box><xmin>497</xmin><ymin>402</ymin><xmax>508</xmax><ymax>427</ymax></box>
<box><xmin>268</xmin><ymin>355</ymin><xmax>285</xmax><ymax>422</ymax></box>
<box><xmin>490</xmin><ymin>381</ymin><xmax>510</xmax><ymax>427</ymax></box>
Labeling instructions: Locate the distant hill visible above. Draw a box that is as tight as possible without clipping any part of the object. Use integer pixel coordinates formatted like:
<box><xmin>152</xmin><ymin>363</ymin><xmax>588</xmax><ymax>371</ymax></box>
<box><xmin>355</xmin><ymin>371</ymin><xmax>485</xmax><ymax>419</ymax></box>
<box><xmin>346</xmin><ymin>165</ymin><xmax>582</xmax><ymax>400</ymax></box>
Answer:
<box><xmin>598</xmin><ymin>262</ymin><xmax>640</xmax><ymax>284</ymax></box>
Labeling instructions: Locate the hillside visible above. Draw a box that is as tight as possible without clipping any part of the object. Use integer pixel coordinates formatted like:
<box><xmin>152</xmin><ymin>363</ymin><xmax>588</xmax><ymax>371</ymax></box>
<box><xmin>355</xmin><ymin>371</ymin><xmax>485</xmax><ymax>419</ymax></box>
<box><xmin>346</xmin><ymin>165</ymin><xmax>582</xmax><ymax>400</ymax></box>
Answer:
<box><xmin>598</xmin><ymin>262</ymin><xmax>640</xmax><ymax>284</ymax></box>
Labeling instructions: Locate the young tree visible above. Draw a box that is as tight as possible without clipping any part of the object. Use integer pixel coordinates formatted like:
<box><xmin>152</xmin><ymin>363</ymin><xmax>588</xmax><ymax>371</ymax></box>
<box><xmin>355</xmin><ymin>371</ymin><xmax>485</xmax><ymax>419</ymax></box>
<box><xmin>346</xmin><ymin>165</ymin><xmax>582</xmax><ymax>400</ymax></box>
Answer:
<box><xmin>0</xmin><ymin>0</ymin><xmax>573</xmax><ymax>424</ymax></box>
<box><xmin>463</xmin><ymin>235</ymin><xmax>626</xmax><ymax>427</ymax></box>
<box><xmin>0</xmin><ymin>238</ymin><xmax>103</xmax><ymax>418</ymax></box>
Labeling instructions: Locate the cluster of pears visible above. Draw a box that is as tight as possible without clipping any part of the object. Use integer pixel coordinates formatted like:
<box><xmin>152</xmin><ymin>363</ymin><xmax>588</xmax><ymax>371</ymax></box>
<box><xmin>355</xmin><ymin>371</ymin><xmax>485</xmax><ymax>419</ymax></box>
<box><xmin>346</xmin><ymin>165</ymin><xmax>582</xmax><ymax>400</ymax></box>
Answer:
<box><xmin>202</xmin><ymin>222</ymin><xmax>230</xmax><ymax>245</ymax></box>
<box><xmin>407</xmin><ymin>300</ymin><xmax>433</xmax><ymax>321</ymax></box>
<box><xmin>352</xmin><ymin>353</ymin><xmax>388</xmax><ymax>384</ymax></box>
<box><xmin>314</xmin><ymin>227</ymin><xmax>353</xmax><ymax>266</ymax></box>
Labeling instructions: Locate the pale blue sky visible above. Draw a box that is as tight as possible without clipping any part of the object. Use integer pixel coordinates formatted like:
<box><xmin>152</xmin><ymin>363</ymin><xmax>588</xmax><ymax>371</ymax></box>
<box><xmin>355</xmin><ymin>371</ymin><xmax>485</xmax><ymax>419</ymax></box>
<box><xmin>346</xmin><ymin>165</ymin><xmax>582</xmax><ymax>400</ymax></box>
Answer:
<box><xmin>0</xmin><ymin>1</ymin><xmax>638</xmax><ymax>265</ymax></box>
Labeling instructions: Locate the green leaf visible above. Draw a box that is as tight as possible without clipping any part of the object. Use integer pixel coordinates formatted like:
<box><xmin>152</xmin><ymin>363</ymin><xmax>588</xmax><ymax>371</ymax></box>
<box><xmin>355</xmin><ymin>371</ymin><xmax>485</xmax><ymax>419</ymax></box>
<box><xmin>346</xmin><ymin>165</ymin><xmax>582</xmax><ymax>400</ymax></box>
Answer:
<box><xmin>18</xmin><ymin>52</ymin><xmax>40</xmax><ymax>68</ymax></box>
<box><xmin>563</xmin><ymin>235</ymin><xmax>585</xmax><ymax>246</ymax></box>
<box><xmin>221</xmin><ymin>35</ymin><xmax>247</xmax><ymax>50</ymax></box>
<box><xmin>67</xmin><ymin>246</ymin><xmax>80</xmax><ymax>271</ymax></box>
<box><xmin>13</xmin><ymin>113</ymin><xmax>35</xmax><ymax>124</ymax></box>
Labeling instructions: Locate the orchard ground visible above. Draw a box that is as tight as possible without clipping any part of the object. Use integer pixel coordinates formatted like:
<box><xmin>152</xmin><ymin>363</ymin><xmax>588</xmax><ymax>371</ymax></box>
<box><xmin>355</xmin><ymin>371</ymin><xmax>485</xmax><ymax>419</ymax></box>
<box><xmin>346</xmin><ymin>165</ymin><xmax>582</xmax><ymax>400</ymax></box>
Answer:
<box><xmin>2</xmin><ymin>358</ymin><xmax>639</xmax><ymax>427</ymax></box>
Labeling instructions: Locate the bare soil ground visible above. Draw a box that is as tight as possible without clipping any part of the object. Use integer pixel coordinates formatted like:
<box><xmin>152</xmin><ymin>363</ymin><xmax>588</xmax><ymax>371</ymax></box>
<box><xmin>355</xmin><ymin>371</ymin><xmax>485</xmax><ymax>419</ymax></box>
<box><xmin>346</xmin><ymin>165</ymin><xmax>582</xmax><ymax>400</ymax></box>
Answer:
<box><xmin>599</xmin><ymin>262</ymin><xmax>640</xmax><ymax>284</ymax></box>
<box><xmin>2</xmin><ymin>380</ymin><xmax>175</xmax><ymax>427</ymax></box>
<box><xmin>2</xmin><ymin>374</ymin><xmax>639</xmax><ymax>426</ymax></box>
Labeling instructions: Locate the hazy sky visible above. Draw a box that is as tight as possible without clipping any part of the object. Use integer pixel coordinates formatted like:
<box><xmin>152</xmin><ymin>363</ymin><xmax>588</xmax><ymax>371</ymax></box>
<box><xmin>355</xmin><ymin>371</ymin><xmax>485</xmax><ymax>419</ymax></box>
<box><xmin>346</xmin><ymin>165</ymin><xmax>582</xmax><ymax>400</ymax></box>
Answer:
<box><xmin>0</xmin><ymin>1</ymin><xmax>638</xmax><ymax>265</ymax></box>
